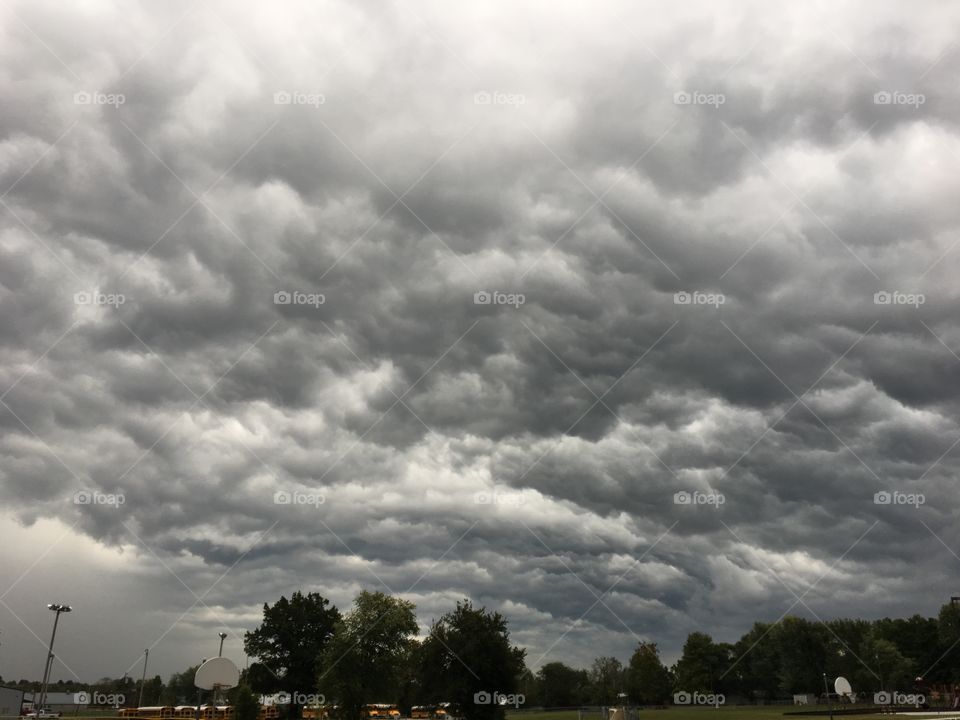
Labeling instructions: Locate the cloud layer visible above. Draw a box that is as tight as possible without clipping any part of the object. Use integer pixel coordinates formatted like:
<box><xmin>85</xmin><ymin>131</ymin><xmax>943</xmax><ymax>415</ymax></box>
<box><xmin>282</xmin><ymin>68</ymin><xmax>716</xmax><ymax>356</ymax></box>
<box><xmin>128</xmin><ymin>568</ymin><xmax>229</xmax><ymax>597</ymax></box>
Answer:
<box><xmin>2</xmin><ymin>0</ymin><xmax>960</xmax><ymax>683</ymax></box>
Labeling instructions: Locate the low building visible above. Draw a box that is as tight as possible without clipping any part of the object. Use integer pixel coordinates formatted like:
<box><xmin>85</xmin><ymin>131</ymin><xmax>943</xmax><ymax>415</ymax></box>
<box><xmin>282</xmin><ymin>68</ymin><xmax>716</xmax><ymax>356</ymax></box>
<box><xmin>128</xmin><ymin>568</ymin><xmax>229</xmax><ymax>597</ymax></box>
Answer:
<box><xmin>0</xmin><ymin>687</ymin><xmax>25</xmax><ymax>716</ymax></box>
<box><xmin>30</xmin><ymin>692</ymin><xmax>87</xmax><ymax>713</ymax></box>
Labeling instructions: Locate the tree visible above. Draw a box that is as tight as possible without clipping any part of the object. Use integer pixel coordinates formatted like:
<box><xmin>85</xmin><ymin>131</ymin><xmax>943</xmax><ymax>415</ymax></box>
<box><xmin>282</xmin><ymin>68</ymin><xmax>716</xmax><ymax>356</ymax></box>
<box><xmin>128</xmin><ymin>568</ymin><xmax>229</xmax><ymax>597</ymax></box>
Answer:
<box><xmin>244</xmin><ymin>591</ymin><xmax>341</xmax><ymax>718</ymax></box>
<box><xmin>774</xmin><ymin>618</ymin><xmax>828</xmax><ymax>695</ymax></box>
<box><xmin>140</xmin><ymin>676</ymin><xmax>164</xmax><ymax>706</ymax></box>
<box><xmin>536</xmin><ymin>663</ymin><xmax>589</xmax><ymax>707</ymax></box>
<box><xmin>626</xmin><ymin>643</ymin><xmax>670</xmax><ymax>705</ymax></box>
<box><xmin>937</xmin><ymin>601</ymin><xmax>960</xmax><ymax>682</ymax></box>
<box><xmin>729</xmin><ymin>623</ymin><xmax>779</xmax><ymax>700</ymax></box>
<box><xmin>589</xmin><ymin>657</ymin><xmax>624</xmax><ymax>706</ymax></box>
<box><xmin>852</xmin><ymin>632</ymin><xmax>914</xmax><ymax>695</ymax></box>
<box><xmin>320</xmin><ymin>591</ymin><xmax>419</xmax><ymax>720</ymax></box>
<box><xmin>235</xmin><ymin>686</ymin><xmax>260</xmax><ymax>720</ymax></box>
<box><xmin>161</xmin><ymin>665</ymin><xmax>201</xmax><ymax>705</ymax></box>
<box><xmin>417</xmin><ymin>600</ymin><xmax>526</xmax><ymax>720</ymax></box>
<box><xmin>874</xmin><ymin>615</ymin><xmax>941</xmax><ymax>682</ymax></box>
<box><xmin>671</xmin><ymin>633</ymin><xmax>729</xmax><ymax>695</ymax></box>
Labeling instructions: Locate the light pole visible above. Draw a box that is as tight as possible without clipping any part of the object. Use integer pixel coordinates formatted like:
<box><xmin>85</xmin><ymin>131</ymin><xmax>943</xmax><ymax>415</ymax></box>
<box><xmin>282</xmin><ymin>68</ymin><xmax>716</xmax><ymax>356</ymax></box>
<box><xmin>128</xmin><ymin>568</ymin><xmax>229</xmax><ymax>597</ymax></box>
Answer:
<box><xmin>38</xmin><ymin>604</ymin><xmax>72</xmax><ymax>713</ymax></box>
<box><xmin>138</xmin><ymin>649</ymin><xmax>149</xmax><ymax>708</ymax></box>
<box><xmin>822</xmin><ymin>674</ymin><xmax>833</xmax><ymax>720</ymax></box>
<box><xmin>216</xmin><ymin>634</ymin><xmax>227</xmax><ymax>707</ymax></box>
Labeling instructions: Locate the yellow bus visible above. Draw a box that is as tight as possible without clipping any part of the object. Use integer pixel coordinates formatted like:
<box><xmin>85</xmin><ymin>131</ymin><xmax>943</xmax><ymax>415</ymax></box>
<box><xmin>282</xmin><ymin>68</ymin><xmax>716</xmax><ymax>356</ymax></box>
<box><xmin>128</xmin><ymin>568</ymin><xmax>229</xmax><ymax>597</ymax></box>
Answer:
<box><xmin>136</xmin><ymin>708</ymin><xmax>176</xmax><ymax>719</ymax></box>
<box><xmin>257</xmin><ymin>706</ymin><xmax>280</xmax><ymax>720</ymax></box>
<box><xmin>304</xmin><ymin>706</ymin><xmax>335</xmax><ymax>720</ymax></box>
<box><xmin>435</xmin><ymin>703</ymin><xmax>456</xmax><ymax>719</ymax></box>
<box><xmin>361</xmin><ymin>704</ymin><xmax>399</xmax><ymax>720</ymax></box>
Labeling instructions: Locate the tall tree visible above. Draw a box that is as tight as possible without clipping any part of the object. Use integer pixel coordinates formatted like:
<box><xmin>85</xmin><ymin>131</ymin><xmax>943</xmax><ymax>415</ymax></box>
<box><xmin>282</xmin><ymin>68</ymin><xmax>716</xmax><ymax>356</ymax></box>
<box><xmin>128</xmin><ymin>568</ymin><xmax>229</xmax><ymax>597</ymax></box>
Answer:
<box><xmin>852</xmin><ymin>631</ymin><xmax>914</xmax><ymax>695</ymax></box>
<box><xmin>244</xmin><ymin>591</ymin><xmax>341</xmax><ymax>718</ymax></box>
<box><xmin>729</xmin><ymin>623</ymin><xmax>778</xmax><ymax>700</ymax></box>
<box><xmin>234</xmin><ymin>686</ymin><xmax>260</xmax><ymax>720</ymax></box>
<box><xmin>320</xmin><ymin>591</ymin><xmax>419</xmax><ymax>720</ymax></box>
<box><xmin>937</xmin><ymin>601</ymin><xmax>960</xmax><ymax>681</ymax></box>
<box><xmin>626</xmin><ymin>643</ymin><xmax>670</xmax><ymax>705</ymax></box>
<box><xmin>140</xmin><ymin>676</ymin><xmax>164</xmax><ymax>706</ymax></box>
<box><xmin>874</xmin><ymin>615</ymin><xmax>941</xmax><ymax>681</ymax></box>
<box><xmin>161</xmin><ymin>665</ymin><xmax>201</xmax><ymax>705</ymax></box>
<box><xmin>535</xmin><ymin>663</ymin><xmax>589</xmax><ymax>707</ymax></box>
<box><xmin>589</xmin><ymin>657</ymin><xmax>624</xmax><ymax>706</ymax></box>
<box><xmin>671</xmin><ymin>633</ymin><xmax>729</xmax><ymax>695</ymax></box>
<box><xmin>774</xmin><ymin>618</ymin><xmax>828</xmax><ymax>695</ymax></box>
<box><xmin>417</xmin><ymin>600</ymin><xmax>526</xmax><ymax>720</ymax></box>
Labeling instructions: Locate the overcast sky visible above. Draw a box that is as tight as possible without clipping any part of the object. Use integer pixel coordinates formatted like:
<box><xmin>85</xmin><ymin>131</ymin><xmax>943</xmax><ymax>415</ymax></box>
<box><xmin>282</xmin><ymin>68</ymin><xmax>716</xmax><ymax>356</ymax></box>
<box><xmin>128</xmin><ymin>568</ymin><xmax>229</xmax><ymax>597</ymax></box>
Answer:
<box><xmin>2</xmin><ymin>0</ymin><xmax>960</xmax><ymax>688</ymax></box>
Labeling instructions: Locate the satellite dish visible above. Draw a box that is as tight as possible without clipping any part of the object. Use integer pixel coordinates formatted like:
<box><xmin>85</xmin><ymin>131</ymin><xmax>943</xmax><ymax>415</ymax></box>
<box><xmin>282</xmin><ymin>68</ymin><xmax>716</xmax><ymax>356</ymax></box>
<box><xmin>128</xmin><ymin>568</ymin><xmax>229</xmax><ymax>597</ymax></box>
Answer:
<box><xmin>834</xmin><ymin>676</ymin><xmax>853</xmax><ymax>697</ymax></box>
<box><xmin>195</xmin><ymin>657</ymin><xmax>240</xmax><ymax>690</ymax></box>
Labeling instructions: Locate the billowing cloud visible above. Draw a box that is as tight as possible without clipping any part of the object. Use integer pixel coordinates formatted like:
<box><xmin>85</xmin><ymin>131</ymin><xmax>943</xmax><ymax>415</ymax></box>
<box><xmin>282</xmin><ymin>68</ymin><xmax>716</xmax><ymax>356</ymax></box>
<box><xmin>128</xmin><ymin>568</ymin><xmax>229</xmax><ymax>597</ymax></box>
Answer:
<box><xmin>2</xmin><ymin>0</ymin><xmax>960</xmax><ymax>684</ymax></box>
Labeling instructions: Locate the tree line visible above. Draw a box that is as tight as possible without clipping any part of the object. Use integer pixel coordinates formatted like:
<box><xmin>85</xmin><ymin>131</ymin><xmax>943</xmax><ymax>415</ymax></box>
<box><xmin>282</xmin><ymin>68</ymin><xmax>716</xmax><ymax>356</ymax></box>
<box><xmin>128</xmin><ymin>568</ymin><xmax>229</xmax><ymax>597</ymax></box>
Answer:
<box><xmin>588</xmin><ymin>601</ymin><xmax>960</xmax><ymax>705</ymax></box>
<box><xmin>243</xmin><ymin>591</ymin><xmax>525</xmax><ymax>720</ymax></box>
<box><xmin>238</xmin><ymin>593</ymin><xmax>960</xmax><ymax>713</ymax></box>
<box><xmin>9</xmin><ymin>596</ymin><xmax>960</xmax><ymax>716</ymax></box>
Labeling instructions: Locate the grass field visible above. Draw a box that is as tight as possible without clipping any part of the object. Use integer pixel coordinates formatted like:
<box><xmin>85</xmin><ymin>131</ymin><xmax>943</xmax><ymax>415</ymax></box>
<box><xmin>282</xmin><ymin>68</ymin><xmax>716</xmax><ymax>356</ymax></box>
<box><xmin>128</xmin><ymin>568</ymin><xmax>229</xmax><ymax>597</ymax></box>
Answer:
<box><xmin>506</xmin><ymin>708</ymin><xmax>933</xmax><ymax>720</ymax></box>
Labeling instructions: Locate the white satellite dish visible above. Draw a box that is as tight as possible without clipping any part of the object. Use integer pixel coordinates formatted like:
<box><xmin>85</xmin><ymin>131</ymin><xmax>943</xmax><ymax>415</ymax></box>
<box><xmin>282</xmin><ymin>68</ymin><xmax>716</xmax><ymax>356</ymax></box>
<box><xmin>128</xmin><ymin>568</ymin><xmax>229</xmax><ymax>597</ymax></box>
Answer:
<box><xmin>195</xmin><ymin>657</ymin><xmax>240</xmax><ymax>690</ymax></box>
<box><xmin>834</xmin><ymin>676</ymin><xmax>853</xmax><ymax>698</ymax></box>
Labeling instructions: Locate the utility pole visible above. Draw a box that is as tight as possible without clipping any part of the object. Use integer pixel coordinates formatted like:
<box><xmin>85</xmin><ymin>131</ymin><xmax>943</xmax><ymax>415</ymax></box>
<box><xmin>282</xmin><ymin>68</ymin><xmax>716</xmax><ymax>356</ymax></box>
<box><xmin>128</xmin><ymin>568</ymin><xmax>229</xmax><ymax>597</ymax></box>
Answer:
<box><xmin>138</xmin><ymin>649</ymin><xmax>149</xmax><ymax>708</ymax></box>
<box><xmin>38</xmin><ymin>604</ymin><xmax>72</xmax><ymax>713</ymax></box>
<box><xmin>822</xmin><ymin>674</ymin><xmax>833</xmax><ymax>720</ymax></box>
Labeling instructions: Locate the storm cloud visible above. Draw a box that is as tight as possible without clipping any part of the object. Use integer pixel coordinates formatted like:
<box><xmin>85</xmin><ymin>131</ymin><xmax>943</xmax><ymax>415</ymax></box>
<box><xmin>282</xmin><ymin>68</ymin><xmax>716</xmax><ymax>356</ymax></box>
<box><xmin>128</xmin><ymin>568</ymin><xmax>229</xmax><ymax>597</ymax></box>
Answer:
<box><xmin>2</xmin><ymin>0</ymin><xmax>960</xmax><ymax>684</ymax></box>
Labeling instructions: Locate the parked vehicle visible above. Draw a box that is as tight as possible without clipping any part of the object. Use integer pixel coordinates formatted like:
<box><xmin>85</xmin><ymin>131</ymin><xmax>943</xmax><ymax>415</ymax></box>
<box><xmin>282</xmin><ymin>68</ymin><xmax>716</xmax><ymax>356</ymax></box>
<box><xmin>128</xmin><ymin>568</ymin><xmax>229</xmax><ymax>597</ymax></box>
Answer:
<box><xmin>25</xmin><ymin>708</ymin><xmax>63</xmax><ymax>718</ymax></box>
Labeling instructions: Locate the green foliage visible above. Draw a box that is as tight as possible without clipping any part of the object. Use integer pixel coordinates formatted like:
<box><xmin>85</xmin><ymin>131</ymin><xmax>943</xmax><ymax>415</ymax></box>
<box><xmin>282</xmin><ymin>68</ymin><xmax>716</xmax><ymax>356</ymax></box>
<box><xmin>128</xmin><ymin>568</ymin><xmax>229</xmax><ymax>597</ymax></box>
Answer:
<box><xmin>774</xmin><ymin>618</ymin><xmax>828</xmax><ymax>694</ymax></box>
<box><xmin>244</xmin><ymin>591</ymin><xmax>341</xmax><ymax>715</ymax></box>
<box><xmin>320</xmin><ymin>591</ymin><xmax>419</xmax><ymax>720</ymax></box>
<box><xmin>589</xmin><ymin>656</ymin><xmax>624</xmax><ymax>705</ymax></box>
<box><xmin>671</xmin><ymin>632</ymin><xmax>730</xmax><ymax>694</ymax></box>
<box><xmin>626</xmin><ymin>642</ymin><xmax>670</xmax><ymax>705</ymax></box>
<box><xmin>234</xmin><ymin>686</ymin><xmax>260</xmax><ymax>720</ymax></box>
<box><xmin>535</xmin><ymin>663</ymin><xmax>590</xmax><ymax>707</ymax></box>
<box><xmin>139</xmin><ymin>676</ymin><xmax>164</xmax><ymax>706</ymax></box>
<box><xmin>416</xmin><ymin>600</ymin><xmax>527</xmax><ymax>720</ymax></box>
<box><xmin>161</xmin><ymin>665</ymin><xmax>201</xmax><ymax>705</ymax></box>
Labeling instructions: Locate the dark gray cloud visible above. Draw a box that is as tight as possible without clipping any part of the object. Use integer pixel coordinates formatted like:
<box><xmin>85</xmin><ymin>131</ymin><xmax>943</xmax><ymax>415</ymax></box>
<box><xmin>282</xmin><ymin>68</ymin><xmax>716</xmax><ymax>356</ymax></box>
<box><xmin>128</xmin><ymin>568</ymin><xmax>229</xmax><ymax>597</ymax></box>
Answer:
<box><xmin>2</xmin><ymin>0</ymin><xmax>960</xmax><ymax>687</ymax></box>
